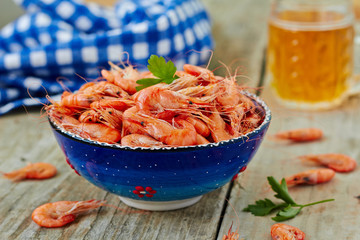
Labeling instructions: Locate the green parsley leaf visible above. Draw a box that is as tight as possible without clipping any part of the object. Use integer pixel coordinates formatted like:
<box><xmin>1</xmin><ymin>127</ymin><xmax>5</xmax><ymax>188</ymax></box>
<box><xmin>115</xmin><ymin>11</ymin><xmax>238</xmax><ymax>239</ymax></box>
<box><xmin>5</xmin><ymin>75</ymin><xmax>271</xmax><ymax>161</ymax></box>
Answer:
<box><xmin>267</xmin><ymin>176</ymin><xmax>296</xmax><ymax>205</ymax></box>
<box><xmin>136</xmin><ymin>55</ymin><xmax>179</xmax><ymax>91</ymax></box>
<box><xmin>243</xmin><ymin>176</ymin><xmax>335</xmax><ymax>222</ymax></box>
<box><xmin>243</xmin><ymin>198</ymin><xmax>287</xmax><ymax>216</ymax></box>
<box><xmin>271</xmin><ymin>205</ymin><xmax>302</xmax><ymax>222</ymax></box>
<box><xmin>135</xmin><ymin>78</ymin><xmax>162</xmax><ymax>91</ymax></box>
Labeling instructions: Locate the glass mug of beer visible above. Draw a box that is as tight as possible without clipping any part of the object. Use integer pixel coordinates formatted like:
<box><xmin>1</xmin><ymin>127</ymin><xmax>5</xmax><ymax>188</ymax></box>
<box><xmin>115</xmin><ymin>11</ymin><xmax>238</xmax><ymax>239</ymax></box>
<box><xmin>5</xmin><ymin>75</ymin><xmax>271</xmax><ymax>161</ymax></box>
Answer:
<box><xmin>267</xmin><ymin>0</ymin><xmax>355</xmax><ymax>110</ymax></box>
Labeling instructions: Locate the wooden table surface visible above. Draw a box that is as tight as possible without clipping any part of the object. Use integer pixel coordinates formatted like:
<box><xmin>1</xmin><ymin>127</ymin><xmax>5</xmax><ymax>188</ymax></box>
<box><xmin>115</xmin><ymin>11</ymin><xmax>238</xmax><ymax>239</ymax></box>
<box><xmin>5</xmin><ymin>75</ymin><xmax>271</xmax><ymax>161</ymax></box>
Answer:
<box><xmin>1</xmin><ymin>1</ymin><xmax>360</xmax><ymax>239</ymax></box>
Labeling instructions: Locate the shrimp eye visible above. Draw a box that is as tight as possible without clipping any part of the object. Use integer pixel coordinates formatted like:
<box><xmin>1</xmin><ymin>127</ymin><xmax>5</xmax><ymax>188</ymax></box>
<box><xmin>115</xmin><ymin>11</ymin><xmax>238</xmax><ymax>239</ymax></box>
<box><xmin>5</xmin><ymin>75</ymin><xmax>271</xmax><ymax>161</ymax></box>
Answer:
<box><xmin>303</xmin><ymin>177</ymin><xmax>310</xmax><ymax>182</ymax></box>
<box><xmin>140</xmin><ymin>121</ymin><xmax>145</xmax><ymax>126</ymax></box>
<box><xmin>108</xmin><ymin>111</ymin><xmax>112</xmax><ymax>115</ymax></box>
<box><xmin>117</xmin><ymin>91</ymin><xmax>120</xmax><ymax>94</ymax></box>
<box><xmin>189</xmin><ymin>101</ymin><xmax>193</xmax><ymax>105</ymax></box>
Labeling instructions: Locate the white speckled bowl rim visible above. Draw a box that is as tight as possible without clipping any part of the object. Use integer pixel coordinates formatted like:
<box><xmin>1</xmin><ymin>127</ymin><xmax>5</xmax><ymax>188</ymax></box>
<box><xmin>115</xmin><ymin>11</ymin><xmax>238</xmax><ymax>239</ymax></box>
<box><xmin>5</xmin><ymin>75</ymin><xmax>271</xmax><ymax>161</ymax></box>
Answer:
<box><xmin>48</xmin><ymin>91</ymin><xmax>271</xmax><ymax>152</ymax></box>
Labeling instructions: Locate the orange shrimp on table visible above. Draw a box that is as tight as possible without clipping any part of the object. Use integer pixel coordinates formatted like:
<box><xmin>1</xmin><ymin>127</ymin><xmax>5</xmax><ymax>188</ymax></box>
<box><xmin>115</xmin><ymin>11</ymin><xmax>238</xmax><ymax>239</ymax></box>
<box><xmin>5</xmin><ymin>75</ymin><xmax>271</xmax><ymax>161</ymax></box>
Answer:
<box><xmin>2</xmin><ymin>163</ymin><xmax>57</xmax><ymax>182</ymax></box>
<box><xmin>32</xmin><ymin>199</ymin><xmax>106</xmax><ymax>228</ymax></box>
<box><xmin>285</xmin><ymin>168</ymin><xmax>335</xmax><ymax>186</ymax></box>
<box><xmin>274</xmin><ymin>128</ymin><xmax>323</xmax><ymax>142</ymax></box>
<box><xmin>271</xmin><ymin>223</ymin><xmax>305</xmax><ymax>240</ymax></box>
<box><xmin>298</xmin><ymin>153</ymin><xmax>357</xmax><ymax>173</ymax></box>
<box><xmin>222</xmin><ymin>222</ymin><xmax>240</xmax><ymax>240</ymax></box>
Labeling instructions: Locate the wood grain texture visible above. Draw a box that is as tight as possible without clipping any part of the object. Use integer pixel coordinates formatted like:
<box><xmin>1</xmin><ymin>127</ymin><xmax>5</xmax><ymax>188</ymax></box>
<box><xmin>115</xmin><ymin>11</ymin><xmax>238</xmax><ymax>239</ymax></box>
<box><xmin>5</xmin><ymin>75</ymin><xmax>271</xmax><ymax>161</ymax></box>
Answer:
<box><xmin>218</xmin><ymin>87</ymin><xmax>360</xmax><ymax>239</ymax></box>
<box><xmin>0</xmin><ymin>0</ymin><xmax>273</xmax><ymax>239</ymax></box>
<box><xmin>0</xmin><ymin>111</ymin><xmax>230</xmax><ymax>240</ymax></box>
<box><xmin>202</xmin><ymin>0</ymin><xmax>269</xmax><ymax>89</ymax></box>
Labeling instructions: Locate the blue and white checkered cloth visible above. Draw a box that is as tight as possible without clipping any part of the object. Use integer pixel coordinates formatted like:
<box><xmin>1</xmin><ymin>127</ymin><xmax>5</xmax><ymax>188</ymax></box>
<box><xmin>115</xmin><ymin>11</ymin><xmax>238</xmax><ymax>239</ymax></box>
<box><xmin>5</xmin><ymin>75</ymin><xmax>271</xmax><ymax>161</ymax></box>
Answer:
<box><xmin>0</xmin><ymin>0</ymin><xmax>213</xmax><ymax>115</ymax></box>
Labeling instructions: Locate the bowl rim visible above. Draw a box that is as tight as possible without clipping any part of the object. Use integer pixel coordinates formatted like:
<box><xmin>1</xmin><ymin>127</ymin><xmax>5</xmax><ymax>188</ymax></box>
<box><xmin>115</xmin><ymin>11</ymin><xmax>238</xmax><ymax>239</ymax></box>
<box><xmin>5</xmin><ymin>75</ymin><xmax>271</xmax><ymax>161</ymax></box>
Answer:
<box><xmin>48</xmin><ymin>91</ymin><xmax>271</xmax><ymax>152</ymax></box>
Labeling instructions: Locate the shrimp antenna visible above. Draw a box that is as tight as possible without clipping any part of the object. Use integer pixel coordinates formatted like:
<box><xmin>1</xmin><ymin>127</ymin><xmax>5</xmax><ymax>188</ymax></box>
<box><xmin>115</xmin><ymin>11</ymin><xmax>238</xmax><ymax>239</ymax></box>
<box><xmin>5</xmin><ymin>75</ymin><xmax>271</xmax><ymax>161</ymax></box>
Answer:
<box><xmin>26</xmin><ymin>84</ymin><xmax>49</xmax><ymax>111</ymax></box>
<box><xmin>56</xmin><ymin>77</ymin><xmax>73</xmax><ymax>92</ymax></box>
<box><xmin>74</xmin><ymin>73</ymin><xmax>90</xmax><ymax>84</ymax></box>
<box><xmin>121</xmin><ymin>52</ymin><xmax>130</xmax><ymax>65</ymax></box>
<box><xmin>224</xmin><ymin>198</ymin><xmax>240</xmax><ymax>239</ymax></box>
<box><xmin>185</xmin><ymin>49</ymin><xmax>214</xmax><ymax>70</ymax></box>
<box><xmin>218</xmin><ymin>60</ymin><xmax>233</xmax><ymax>79</ymax></box>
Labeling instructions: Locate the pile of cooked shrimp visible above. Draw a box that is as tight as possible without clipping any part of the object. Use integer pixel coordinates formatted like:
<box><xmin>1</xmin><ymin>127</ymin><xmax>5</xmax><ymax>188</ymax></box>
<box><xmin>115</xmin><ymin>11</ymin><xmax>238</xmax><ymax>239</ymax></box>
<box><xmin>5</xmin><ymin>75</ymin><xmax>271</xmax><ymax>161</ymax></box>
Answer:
<box><xmin>47</xmin><ymin>62</ymin><xmax>264</xmax><ymax>148</ymax></box>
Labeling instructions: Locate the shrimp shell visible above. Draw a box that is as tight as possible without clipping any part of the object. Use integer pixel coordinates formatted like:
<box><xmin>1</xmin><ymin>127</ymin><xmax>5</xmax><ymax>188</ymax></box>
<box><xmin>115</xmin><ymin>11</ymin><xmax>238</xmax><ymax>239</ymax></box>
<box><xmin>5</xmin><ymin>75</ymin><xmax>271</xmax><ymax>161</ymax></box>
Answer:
<box><xmin>271</xmin><ymin>223</ymin><xmax>305</xmax><ymax>240</ymax></box>
<box><xmin>275</xmin><ymin>128</ymin><xmax>323</xmax><ymax>142</ymax></box>
<box><xmin>299</xmin><ymin>153</ymin><xmax>357</xmax><ymax>172</ymax></box>
<box><xmin>32</xmin><ymin>200</ymin><xmax>105</xmax><ymax>228</ymax></box>
<box><xmin>285</xmin><ymin>168</ymin><xmax>335</xmax><ymax>186</ymax></box>
<box><xmin>2</xmin><ymin>163</ymin><xmax>57</xmax><ymax>182</ymax></box>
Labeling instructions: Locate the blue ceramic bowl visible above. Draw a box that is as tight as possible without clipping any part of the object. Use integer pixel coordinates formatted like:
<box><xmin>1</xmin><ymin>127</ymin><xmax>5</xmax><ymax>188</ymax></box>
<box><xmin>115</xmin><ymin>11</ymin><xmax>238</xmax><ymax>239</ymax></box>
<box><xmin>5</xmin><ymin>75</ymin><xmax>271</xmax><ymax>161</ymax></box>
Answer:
<box><xmin>49</xmin><ymin>92</ymin><xmax>271</xmax><ymax>211</ymax></box>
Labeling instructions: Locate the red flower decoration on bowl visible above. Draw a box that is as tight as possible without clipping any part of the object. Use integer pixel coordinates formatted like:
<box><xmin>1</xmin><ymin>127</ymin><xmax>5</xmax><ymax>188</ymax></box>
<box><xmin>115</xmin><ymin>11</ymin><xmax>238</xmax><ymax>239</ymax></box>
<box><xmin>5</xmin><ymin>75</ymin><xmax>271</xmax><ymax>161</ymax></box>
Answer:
<box><xmin>133</xmin><ymin>186</ymin><xmax>157</xmax><ymax>198</ymax></box>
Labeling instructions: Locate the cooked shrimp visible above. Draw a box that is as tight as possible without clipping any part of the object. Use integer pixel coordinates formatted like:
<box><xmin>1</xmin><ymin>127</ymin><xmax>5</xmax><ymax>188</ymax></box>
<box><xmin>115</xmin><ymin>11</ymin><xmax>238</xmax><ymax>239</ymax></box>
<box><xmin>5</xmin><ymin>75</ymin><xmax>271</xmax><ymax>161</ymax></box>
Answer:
<box><xmin>101</xmin><ymin>69</ymin><xmax>115</xmax><ymax>82</ymax></box>
<box><xmin>223</xmin><ymin>104</ymin><xmax>245</xmax><ymax>134</ymax></box>
<box><xmin>121</xmin><ymin>134</ymin><xmax>164</xmax><ymax>148</ymax></box>
<box><xmin>2</xmin><ymin>163</ymin><xmax>57</xmax><ymax>181</ymax></box>
<box><xmin>176</xmin><ymin>84</ymin><xmax>217</xmax><ymax>99</ymax></box>
<box><xmin>90</xmin><ymin>98</ymin><xmax>134</xmax><ymax>111</ymax></box>
<box><xmin>125</xmin><ymin>113</ymin><xmax>197</xmax><ymax>146</ymax></box>
<box><xmin>222</xmin><ymin>224</ymin><xmax>239</xmax><ymax>240</ymax></box>
<box><xmin>46</xmin><ymin>105</ymin><xmax>79</xmax><ymax>126</ymax></box>
<box><xmin>65</xmin><ymin>123</ymin><xmax>122</xmax><ymax>143</ymax></box>
<box><xmin>274</xmin><ymin>128</ymin><xmax>323</xmax><ymax>142</ymax></box>
<box><xmin>271</xmin><ymin>223</ymin><xmax>305</xmax><ymax>240</ymax></box>
<box><xmin>238</xmin><ymin>93</ymin><xmax>256</xmax><ymax>112</ymax></box>
<box><xmin>216</xmin><ymin>78</ymin><xmax>242</xmax><ymax>107</ymax></box>
<box><xmin>122</xmin><ymin>107</ymin><xmax>148</xmax><ymax>136</ymax></box>
<box><xmin>208</xmin><ymin>107</ymin><xmax>232</xmax><ymax>142</ymax></box>
<box><xmin>183</xmin><ymin>64</ymin><xmax>216</xmax><ymax>83</ymax></box>
<box><xmin>32</xmin><ymin>199</ymin><xmax>105</xmax><ymax>228</ymax></box>
<box><xmin>241</xmin><ymin>112</ymin><xmax>262</xmax><ymax>134</ymax></box>
<box><xmin>134</xmin><ymin>85</ymin><xmax>209</xmax><ymax>120</ymax></box>
<box><xmin>78</xmin><ymin>82</ymin><xmax>96</xmax><ymax>92</ymax></box>
<box><xmin>196</xmin><ymin>134</ymin><xmax>210</xmax><ymax>145</ymax></box>
<box><xmin>168</xmin><ymin>71</ymin><xmax>199</xmax><ymax>91</ymax></box>
<box><xmin>79</xmin><ymin>110</ymin><xmax>101</xmax><ymax>123</ymax></box>
<box><xmin>183</xmin><ymin>116</ymin><xmax>210</xmax><ymax>137</ymax></box>
<box><xmin>82</xmin><ymin>81</ymin><xmax>130</xmax><ymax>99</ymax></box>
<box><xmin>285</xmin><ymin>168</ymin><xmax>335</xmax><ymax>186</ymax></box>
<box><xmin>95</xmin><ymin>108</ymin><xmax>123</xmax><ymax>130</ymax></box>
<box><xmin>103</xmin><ymin>63</ymin><xmax>142</xmax><ymax>94</ymax></box>
<box><xmin>299</xmin><ymin>153</ymin><xmax>357</xmax><ymax>172</ymax></box>
<box><xmin>61</xmin><ymin>93</ymin><xmax>101</xmax><ymax>109</ymax></box>
<box><xmin>50</xmin><ymin>112</ymin><xmax>80</xmax><ymax>126</ymax></box>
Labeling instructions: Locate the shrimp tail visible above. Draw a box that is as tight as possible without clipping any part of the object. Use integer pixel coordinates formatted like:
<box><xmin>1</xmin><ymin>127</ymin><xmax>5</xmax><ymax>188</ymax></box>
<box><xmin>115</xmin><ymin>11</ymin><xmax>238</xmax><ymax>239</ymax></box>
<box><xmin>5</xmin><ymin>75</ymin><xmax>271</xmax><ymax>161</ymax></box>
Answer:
<box><xmin>62</xmin><ymin>199</ymin><xmax>106</xmax><ymax>217</ymax></box>
<box><xmin>2</xmin><ymin>170</ymin><xmax>27</xmax><ymax>182</ymax></box>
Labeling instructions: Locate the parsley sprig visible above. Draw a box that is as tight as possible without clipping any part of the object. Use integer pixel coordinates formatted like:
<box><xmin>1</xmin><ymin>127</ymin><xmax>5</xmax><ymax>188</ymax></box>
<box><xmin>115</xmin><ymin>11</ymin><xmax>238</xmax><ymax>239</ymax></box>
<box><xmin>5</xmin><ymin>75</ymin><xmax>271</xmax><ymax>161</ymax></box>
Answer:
<box><xmin>243</xmin><ymin>176</ymin><xmax>334</xmax><ymax>222</ymax></box>
<box><xmin>136</xmin><ymin>55</ymin><xmax>179</xmax><ymax>91</ymax></box>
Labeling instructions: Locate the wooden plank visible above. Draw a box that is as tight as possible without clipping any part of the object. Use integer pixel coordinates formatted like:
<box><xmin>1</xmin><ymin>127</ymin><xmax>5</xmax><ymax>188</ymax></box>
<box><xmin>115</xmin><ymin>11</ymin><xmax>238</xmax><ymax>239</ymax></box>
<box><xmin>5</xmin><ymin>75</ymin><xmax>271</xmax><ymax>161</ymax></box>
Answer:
<box><xmin>0</xmin><ymin>110</ymin><xmax>230</xmax><ymax>240</ymax></box>
<box><xmin>202</xmin><ymin>0</ymin><xmax>269</xmax><ymax>89</ymax></box>
<box><xmin>0</xmin><ymin>0</ymin><xmax>272</xmax><ymax>239</ymax></box>
<box><xmin>218</xmin><ymin>86</ymin><xmax>360</xmax><ymax>239</ymax></box>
